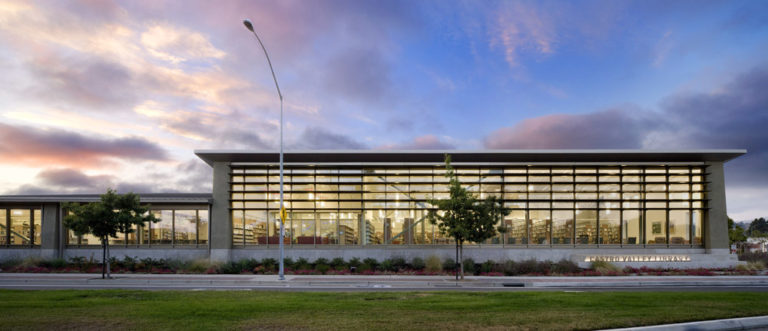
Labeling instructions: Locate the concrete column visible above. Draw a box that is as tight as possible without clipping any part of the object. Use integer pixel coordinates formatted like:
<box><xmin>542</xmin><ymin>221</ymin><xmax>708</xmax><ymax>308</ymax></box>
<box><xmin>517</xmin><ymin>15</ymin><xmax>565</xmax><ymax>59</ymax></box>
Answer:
<box><xmin>705</xmin><ymin>162</ymin><xmax>729</xmax><ymax>253</ymax></box>
<box><xmin>210</xmin><ymin>161</ymin><xmax>232</xmax><ymax>262</ymax></box>
<box><xmin>40</xmin><ymin>203</ymin><xmax>59</xmax><ymax>259</ymax></box>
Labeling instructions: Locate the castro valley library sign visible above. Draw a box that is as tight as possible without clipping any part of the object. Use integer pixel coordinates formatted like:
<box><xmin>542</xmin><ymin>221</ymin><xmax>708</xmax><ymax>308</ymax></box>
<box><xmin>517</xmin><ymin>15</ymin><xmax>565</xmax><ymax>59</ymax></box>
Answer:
<box><xmin>584</xmin><ymin>255</ymin><xmax>691</xmax><ymax>263</ymax></box>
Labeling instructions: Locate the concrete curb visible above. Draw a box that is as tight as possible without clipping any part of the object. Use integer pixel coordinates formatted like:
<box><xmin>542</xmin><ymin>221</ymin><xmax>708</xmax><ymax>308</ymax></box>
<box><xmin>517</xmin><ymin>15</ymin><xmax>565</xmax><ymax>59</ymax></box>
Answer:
<box><xmin>604</xmin><ymin>315</ymin><xmax>768</xmax><ymax>331</ymax></box>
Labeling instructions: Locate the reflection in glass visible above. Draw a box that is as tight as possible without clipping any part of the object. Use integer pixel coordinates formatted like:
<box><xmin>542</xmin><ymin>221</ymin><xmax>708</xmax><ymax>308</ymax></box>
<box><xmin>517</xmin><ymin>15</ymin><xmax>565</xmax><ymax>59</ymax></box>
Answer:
<box><xmin>198</xmin><ymin>209</ymin><xmax>209</xmax><ymax>244</ymax></box>
<box><xmin>552</xmin><ymin>210</ymin><xmax>573</xmax><ymax>245</ymax></box>
<box><xmin>505</xmin><ymin>210</ymin><xmax>526</xmax><ymax>245</ymax></box>
<box><xmin>10</xmin><ymin>209</ymin><xmax>31</xmax><ymax>245</ymax></box>
<box><xmin>174</xmin><ymin>210</ymin><xmax>197</xmax><ymax>245</ymax></box>
<box><xmin>599</xmin><ymin>209</ymin><xmax>620</xmax><ymax>244</ymax></box>
<box><xmin>152</xmin><ymin>210</ymin><xmax>173</xmax><ymax>245</ymax></box>
<box><xmin>575</xmin><ymin>210</ymin><xmax>597</xmax><ymax>244</ymax></box>
<box><xmin>669</xmin><ymin>210</ymin><xmax>690</xmax><ymax>244</ymax></box>
<box><xmin>529</xmin><ymin>210</ymin><xmax>550</xmax><ymax>245</ymax></box>
<box><xmin>646</xmin><ymin>210</ymin><xmax>666</xmax><ymax>244</ymax></box>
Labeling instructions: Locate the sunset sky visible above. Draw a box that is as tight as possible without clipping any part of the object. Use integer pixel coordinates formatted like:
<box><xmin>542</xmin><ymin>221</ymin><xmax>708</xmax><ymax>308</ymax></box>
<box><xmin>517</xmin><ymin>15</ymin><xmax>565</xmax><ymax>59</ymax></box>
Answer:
<box><xmin>0</xmin><ymin>0</ymin><xmax>766</xmax><ymax>221</ymax></box>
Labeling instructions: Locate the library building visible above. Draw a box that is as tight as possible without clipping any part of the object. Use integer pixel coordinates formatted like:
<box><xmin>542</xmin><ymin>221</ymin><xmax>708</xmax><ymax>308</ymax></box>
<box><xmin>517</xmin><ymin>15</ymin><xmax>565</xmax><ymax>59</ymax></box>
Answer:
<box><xmin>0</xmin><ymin>149</ymin><xmax>745</xmax><ymax>268</ymax></box>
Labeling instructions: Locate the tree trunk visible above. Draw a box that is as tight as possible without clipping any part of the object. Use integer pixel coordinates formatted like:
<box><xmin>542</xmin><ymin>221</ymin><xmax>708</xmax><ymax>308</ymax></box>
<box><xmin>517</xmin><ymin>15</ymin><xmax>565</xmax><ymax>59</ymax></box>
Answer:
<box><xmin>106</xmin><ymin>239</ymin><xmax>111</xmax><ymax>279</ymax></box>
<box><xmin>101</xmin><ymin>238</ymin><xmax>106</xmax><ymax>279</ymax></box>
<box><xmin>455</xmin><ymin>240</ymin><xmax>459</xmax><ymax>280</ymax></box>
<box><xmin>459</xmin><ymin>240</ymin><xmax>464</xmax><ymax>280</ymax></box>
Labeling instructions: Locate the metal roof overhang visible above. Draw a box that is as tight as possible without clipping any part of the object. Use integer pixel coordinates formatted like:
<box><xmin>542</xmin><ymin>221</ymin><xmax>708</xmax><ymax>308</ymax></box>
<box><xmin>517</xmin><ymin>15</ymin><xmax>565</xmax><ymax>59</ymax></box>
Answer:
<box><xmin>195</xmin><ymin>149</ymin><xmax>746</xmax><ymax>166</ymax></box>
<box><xmin>0</xmin><ymin>193</ymin><xmax>212</xmax><ymax>204</ymax></box>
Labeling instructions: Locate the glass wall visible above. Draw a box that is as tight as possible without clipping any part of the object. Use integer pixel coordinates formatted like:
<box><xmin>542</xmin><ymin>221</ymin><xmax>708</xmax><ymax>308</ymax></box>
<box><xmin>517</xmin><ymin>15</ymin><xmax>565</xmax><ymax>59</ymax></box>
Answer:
<box><xmin>230</xmin><ymin>165</ymin><xmax>707</xmax><ymax>247</ymax></box>
<box><xmin>67</xmin><ymin>208</ymin><xmax>209</xmax><ymax>247</ymax></box>
<box><xmin>0</xmin><ymin>208</ymin><xmax>41</xmax><ymax>246</ymax></box>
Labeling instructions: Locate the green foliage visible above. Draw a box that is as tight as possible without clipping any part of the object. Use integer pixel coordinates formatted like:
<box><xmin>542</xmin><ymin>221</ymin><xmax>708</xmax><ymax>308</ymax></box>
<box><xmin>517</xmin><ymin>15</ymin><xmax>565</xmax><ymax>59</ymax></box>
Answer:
<box><xmin>294</xmin><ymin>257</ymin><xmax>311</xmax><ymax>270</ymax></box>
<box><xmin>260</xmin><ymin>258</ymin><xmax>277</xmax><ymax>272</ymax></box>
<box><xmin>462</xmin><ymin>258</ymin><xmax>476</xmax><ymax>274</ymax></box>
<box><xmin>315</xmin><ymin>264</ymin><xmax>330</xmax><ymax>274</ymax></box>
<box><xmin>551</xmin><ymin>259</ymin><xmax>580</xmax><ymax>274</ymax></box>
<box><xmin>380</xmin><ymin>259</ymin><xmax>395</xmax><ymax>272</ymax></box>
<box><xmin>426</xmin><ymin>156</ymin><xmax>511</xmax><ymax>246</ymax></box>
<box><xmin>748</xmin><ymin>217</ymin><xmax>768</xmax><ymax>237</ymax></box>
<box><xmin>313</xmin><ymin>258</ymin><xmax>329</xmax><ymax>267</ymax></box>
<box><xmin>362</xmin><ymin>258</ymin><xmax>379</xmax><ymax>270</ymax></box>
<box><xmin>442</xmin><ymin>258</ymin><xmax>456</xmax><ymax>271</ymax></box>
<box><xmin>480</xmin><ymin>260</ymin><xmax>496</xmax><ymax>273</ymax></box>
<box><xmin>410</xmin><ymin>257</ymin><xmax>426</xmax><ymax>271</ymax></box>
<box><xmin>425</xmin><ymin>256</ymin><xmax>442</xmax><ymax>273</ymax></box>
<box><xmin>348</xmin><ymin>257</ymin><xmax>361</xmax><ymax>269</ymax></box>
<box><xmin>63</xmin><ymin>189</ymin><xmax>158</xmax><ymax>241</ymax></box>
<box><xmin>729</xmin><ymin>218</ymin><xmax>747</xmax><ymax>244</ymax></box>
<box><xmin>330</xmin><ymin>257</ymin><xmax>347</xmax><ymax>270</ymax></box>
<box><xmin>63</xmin><ymin>189</ymin><xmax>158</xmax><ymax>278</ymax></box>
<box><xmin>390</xmin><ymin>257</ymin><xmax>407</xmax><ymax>270</ymax></box>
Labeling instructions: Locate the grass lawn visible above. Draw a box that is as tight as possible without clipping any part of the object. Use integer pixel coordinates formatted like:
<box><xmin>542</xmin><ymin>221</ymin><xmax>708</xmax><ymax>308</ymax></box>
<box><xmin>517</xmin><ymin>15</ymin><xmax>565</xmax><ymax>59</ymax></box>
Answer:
<box><xmin>0</xmin><ymin>290</ymin><xmax>767</xmax><ymax>330</ymax></box>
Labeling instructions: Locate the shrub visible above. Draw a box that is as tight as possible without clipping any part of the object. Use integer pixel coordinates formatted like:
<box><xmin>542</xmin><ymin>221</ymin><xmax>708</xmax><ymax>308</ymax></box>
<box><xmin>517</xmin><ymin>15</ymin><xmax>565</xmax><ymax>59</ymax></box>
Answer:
<box><xmin>590</xmin><ymin>260</ymin><xmax>620</xmax><ymax>273</ymax></box>
<box><xmin>380</xmin><ymin>259</ymin><xmax>396</xmax><ymax>272</ymax></box>
<box><xmin>313</xmin><ymin>258</ymin><xmax>329</xmax><ymax>267</ymax></box>
<box><xmin>411</xmin><ymin>257</ymin><xmax>426</xmax><ymax>271</ymax></box>
<box><xmin>515</xmin><ymin>259</ymin><xmax>538</xmax><ymax>275</ymax></box>
<box><xmin>502</xmin><ymin>260</ymin><xmax>517</xmax><ymax>276</ymax></box>
<box><xmin>188</xmin><ymin>259</ymin><xmax>211</xmax><ymax>273</ymax></box>
<box><xmin>358</xmin><ymin>263</ymin><xmax>373</xmax><ymax>272</ymax></box>
<box><xmin>294</xmin><ymin>257</ymin><xmax>311</xmax><ymax>271</ymax></box>
<box><xmin>315</xmin><ymin>264</ymin><xmax>331</xmax><ymax>274</ymax></box>
<box><xmin>391</xmin><ymin>257</ymin><xmax>407</xmax><ymax>271</ymax></box>
<box><xmin>551</xmin><ymin>259</ymin><xmax>580</xmax><ymax>274</ymax></box>
<box><xmin>425</xmin><ymin>255</ymin><xmax>442</xmax><ymax>273</ymax></box>
<box><xmin>739</xmin><ymin>251</ymin><xmax>768</xmax><ymax>264</ymax></box>
<box><xmin>283</xmin><ymin>258</ymin><xmax>295</xmax><ymax>269</ymax></box>
<box><xmin>39</xmin><ymin>258</ymin><xmax>68</xmax><ymax>269</ymax></box>
<box><xmin>330</xmin><ymin>257</ymin><xmax>347</xmax><ymax>270</ymax></box>
<box><xmin>362</xmin><ymin>258</ymin><xmax>379</xmax><ymax>271</ymax></box>
<box><xmin>218</xmin><ymin>261</ymin><xmax>242</xmax><ymax>274</ymax></box>
<box><xmin>348</xmin><ymin>257</ymin><xmax>362</xmax><ymax>269</ymax></box>
<box><xmin>480</xmin><ymin>260</ymin><xmax>495</xmax><ymax>273</ymax></box>
<box><xmin>462</xmin><ymin>258</ymin><xmax>476</xmax><ymax>274</ymax></box>
<box><xmin>749</xmin><ymin>261</ymin><xmax>767</xmax><ymax>270</ymax></box>
<box><xmin>442</xmin><ymin>258</ymin><xmax>456</xmax><ymax>272</ymax></box>
<box><xmin>0</xmin><ymin>258</ymin><xmax>22</xmax><ymax>270</ymax></box>
<box><xmin>260</xmin><ymin>258</ymin><xmax>277</xmax><ymax>272</ymax></box>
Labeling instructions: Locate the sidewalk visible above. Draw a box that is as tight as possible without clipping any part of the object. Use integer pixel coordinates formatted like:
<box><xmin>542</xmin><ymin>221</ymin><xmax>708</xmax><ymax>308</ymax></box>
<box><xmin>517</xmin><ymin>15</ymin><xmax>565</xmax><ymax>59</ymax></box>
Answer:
<box><xmin>2</xmin><ymin>273</ymin><xmax>768</xmax><ymax>289</ymax></box>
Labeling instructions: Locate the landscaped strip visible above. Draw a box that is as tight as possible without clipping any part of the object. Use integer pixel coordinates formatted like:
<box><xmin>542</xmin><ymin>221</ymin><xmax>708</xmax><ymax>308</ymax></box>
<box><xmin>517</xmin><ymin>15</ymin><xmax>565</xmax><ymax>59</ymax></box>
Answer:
<box><xmin>0</xmin><ymin>290</ymin><xmax>767</xmax><ymax>330</ymax></box>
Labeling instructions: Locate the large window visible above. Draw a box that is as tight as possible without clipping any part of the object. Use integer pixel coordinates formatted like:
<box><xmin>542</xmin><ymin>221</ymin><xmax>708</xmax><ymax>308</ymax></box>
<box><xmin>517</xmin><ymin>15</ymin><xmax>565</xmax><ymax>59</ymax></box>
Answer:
<box><xmin>229</xmin><ymin>165</ymin><xmax>707</xmax><ymax>247</ymax></box>
<box><xmin>68</xmin><ymin>208</ymin><xmax>209</xmax><ymax>247</ymax></box>
<box><xmin>0</xmin><ymin>208</ymin><xmax>41</xmax><ymax>246</ymax></box>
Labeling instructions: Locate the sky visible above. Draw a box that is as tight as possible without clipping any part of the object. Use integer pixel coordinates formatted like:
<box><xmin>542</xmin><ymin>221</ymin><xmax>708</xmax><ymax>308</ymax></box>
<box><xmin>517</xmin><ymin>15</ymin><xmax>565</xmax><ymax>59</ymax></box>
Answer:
<box><xmin>0</xmin><ymin>0</ymin><xmax>766</xmax><ymax>221</ymax></box>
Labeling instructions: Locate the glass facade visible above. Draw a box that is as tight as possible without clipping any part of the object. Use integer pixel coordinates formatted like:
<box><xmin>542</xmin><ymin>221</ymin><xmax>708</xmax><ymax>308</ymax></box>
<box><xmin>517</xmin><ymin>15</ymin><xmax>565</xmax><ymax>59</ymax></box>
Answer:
<box><xmin>67</xmin><ymin>208</ymin><xmax>209</xmax><ymax>247</ymax></box>
<box><xmin>230</xmin><ymin>165</ymin><xmax>707</xmax><ymax>247</ymax></box>
<box><xmin>0</xmin><ymin>208</ymin><xmax>41</xmax><ymax>246</ymax></box>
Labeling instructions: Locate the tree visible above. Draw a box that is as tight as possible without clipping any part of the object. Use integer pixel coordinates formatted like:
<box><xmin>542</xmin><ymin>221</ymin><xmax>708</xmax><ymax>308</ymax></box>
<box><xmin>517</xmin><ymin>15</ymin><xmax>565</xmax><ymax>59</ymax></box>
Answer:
<box><xmin>426</xmin><ymin>155</ymin><xmax>510</xmax><ymax>280</ymax></box>
<box><xmin>747</xmin><ymin>217</ymin><xmax>768</xmax><ymax>237</ymax></box>
<box><xmin>728</xmin><ymin>217</ymin><xmax>746</xmax><ymax>244</ymax></box>
<box><xmin>64</xmin><ymin>189</ymin><xmax>157</xmax><ymax>279</ymax></box>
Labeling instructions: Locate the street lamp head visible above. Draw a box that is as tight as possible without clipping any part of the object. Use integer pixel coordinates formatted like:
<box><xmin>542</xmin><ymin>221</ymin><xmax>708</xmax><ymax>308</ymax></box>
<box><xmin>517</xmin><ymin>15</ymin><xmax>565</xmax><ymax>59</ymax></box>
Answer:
<box><xmin>243</xmin><ymin>19</ymin><xmax>254</xmax><ymax>32</ymax></box>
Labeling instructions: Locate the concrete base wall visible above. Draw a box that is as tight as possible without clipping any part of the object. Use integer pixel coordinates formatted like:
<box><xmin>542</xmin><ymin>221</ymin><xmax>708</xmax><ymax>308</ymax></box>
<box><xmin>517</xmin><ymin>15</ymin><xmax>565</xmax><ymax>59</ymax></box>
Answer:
<box><xmin>63</xmin><ymin>248</ymin><xmax>209</xmax><ymax>261</ymax></box>
<box><xmin>0</xmin><ymin>247</ymin><xmax>742</xmax><ymax>269</ymax></box>
<box><xmin>230</xmin><ymin>246</ymin><xmax>742</xmax><ymax>269</ymax></box>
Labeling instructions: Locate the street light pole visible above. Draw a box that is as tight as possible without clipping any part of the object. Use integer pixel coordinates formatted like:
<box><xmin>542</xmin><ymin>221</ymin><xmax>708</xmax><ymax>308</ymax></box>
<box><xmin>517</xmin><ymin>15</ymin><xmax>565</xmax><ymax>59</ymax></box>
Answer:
<box><xmin>243</xmin><ymin>19</ymin><xmax>286</xmax><ymax>281</ymax></box>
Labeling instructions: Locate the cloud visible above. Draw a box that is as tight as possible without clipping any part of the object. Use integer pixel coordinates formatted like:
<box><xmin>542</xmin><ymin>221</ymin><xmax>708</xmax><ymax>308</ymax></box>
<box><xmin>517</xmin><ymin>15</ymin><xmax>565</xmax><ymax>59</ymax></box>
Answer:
<box><xmin>141</xmin><ymin>22</ymin><xmax>226</xmax><ymax>64</ymax></box>
<box><xmin>483</xmin><ymin>66</ymin><xmax>768</xmax><ymax>187</ymax></box>
<box><xmin>0</xmin><ymin>122</ymin><xmax>169</xmax><ymax>168</ymax></box>
<box><xmin>25</xmin><ymin>54</ymin><xmax>135</xmax><ymax>109</ymax></box>
<box><xmin>291</xmin><ymin>127</ymin><xmax>366</xmax><ymax>150</ymax></box>
<box><xmin>484</xmin><ymin>109</ymin><xmax>650</xmax><ymax>149</ymax></box>
<box><xmin>490</xmin><ymin>2</ymin><xmax>557</xmax><ymax>68</ymax></box>
<box><xmin>378</xmin><ymin>135</ymin><xmax>456</xmax><ymax>150</ymax></box>
<box><xmin>320</xmin><ymin>48</ymin><xmax>393</xmax><ymax>104</ymax></box>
